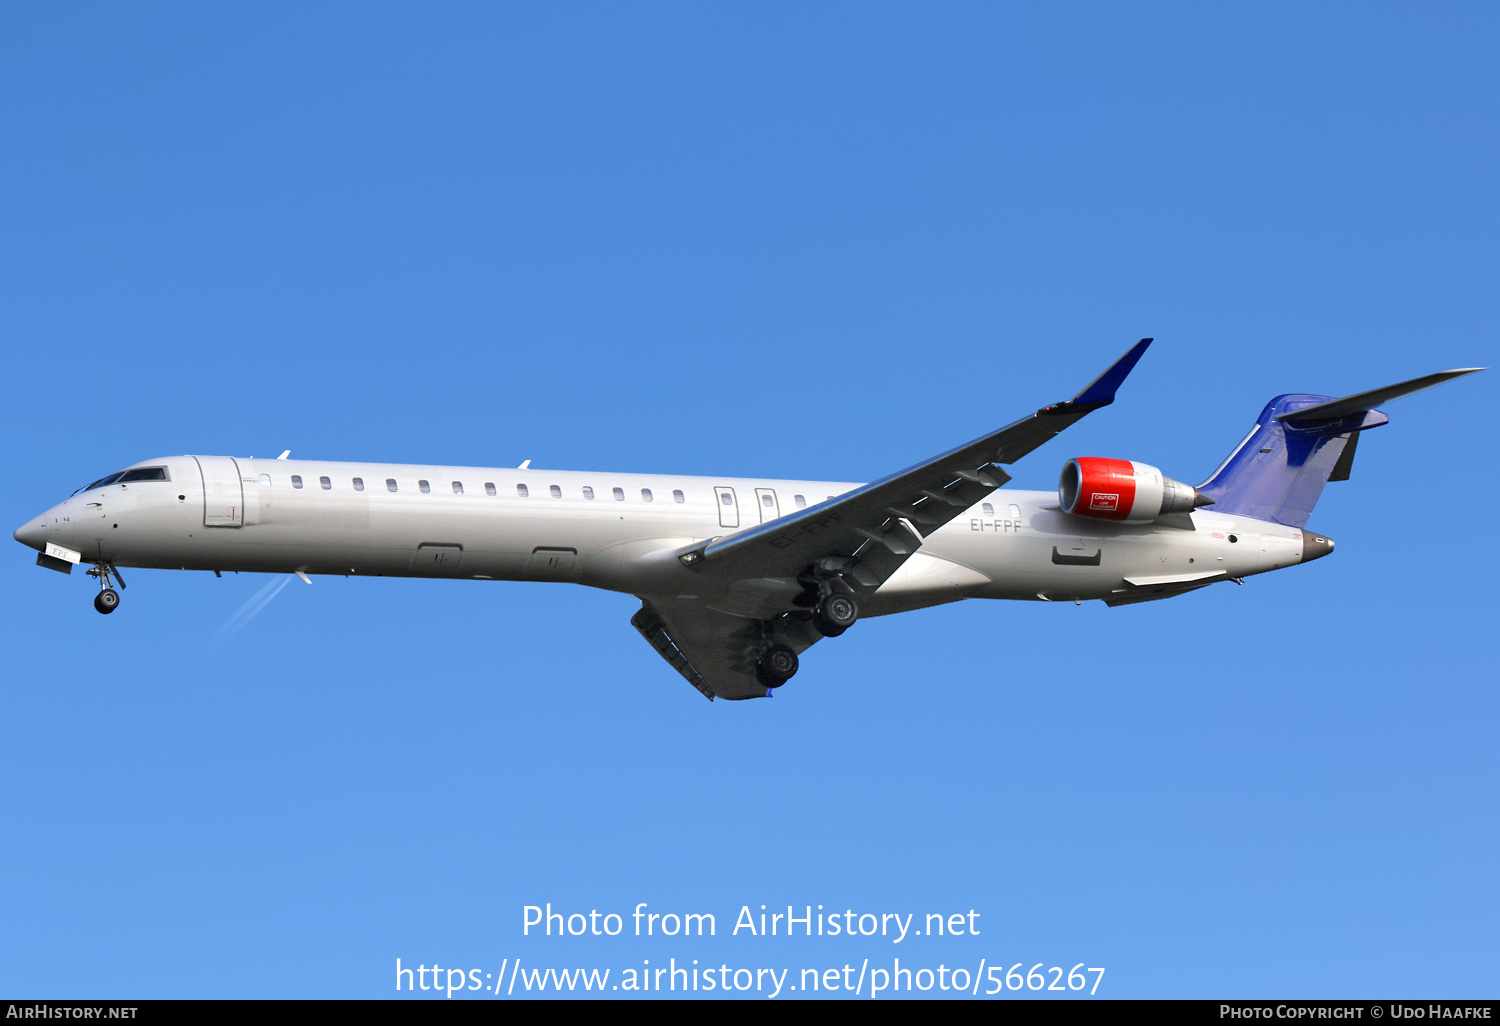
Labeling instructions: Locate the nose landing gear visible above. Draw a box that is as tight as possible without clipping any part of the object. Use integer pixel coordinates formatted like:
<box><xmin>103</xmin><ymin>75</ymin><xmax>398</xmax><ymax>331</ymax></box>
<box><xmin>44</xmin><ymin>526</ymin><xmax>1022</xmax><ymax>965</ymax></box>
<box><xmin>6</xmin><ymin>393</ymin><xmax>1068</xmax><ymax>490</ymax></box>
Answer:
<box><xmin>86</xmin><ymin>562</ymin><xmax>126</xmax><ymax>615</ymax></box>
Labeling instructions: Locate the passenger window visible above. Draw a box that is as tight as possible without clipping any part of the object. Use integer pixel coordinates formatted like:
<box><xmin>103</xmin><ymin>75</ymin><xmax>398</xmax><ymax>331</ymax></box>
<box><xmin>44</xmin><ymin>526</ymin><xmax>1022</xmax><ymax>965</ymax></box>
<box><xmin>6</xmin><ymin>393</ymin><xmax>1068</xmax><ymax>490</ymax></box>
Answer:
<box><xmin>419</xmin><ymin>480</ymin><xmax>431</xmax><ymax>494</ymax></box>
<box><xmin>452</xmin><ymin>481</ymin><xmax>463</xmax><ymax>494</ymax></box>
<box><xmin>260</xmin><ymin>474</ymin><xmax>272</xmax><ymax>487</ymax></box>
<box><xmin>613</xmin><ymin>487</ymin><xmax>625</xmax><ymax>501</ymax></box>
<box><xmin>292</xmin><ymin>475</ymin><xmax>304</xmax><ymax>489</ymax></box>
<box><xmin>761</xmin><ymin>493</ymin><xmax>773</xmax><ymax>507</ymax></box>
<box><xmin>1009</xmin><ymin>504</ymin><xmax>1021</xmax><ymax>519</ymax></box>
<box><xmin>550</xmin><ymin>485</ymin><xmax>562</xmax><ymax>498</ymax></box>
<box><xmin>983</xmin><ymin>503</ymin><xmax>994</xmax><ymax>516</ymax></box>
<box><xmin>721</xmin><ymin>493</ymin><xmax>733</xmax><ymax>505</ymax></box>
<box><xmin>794</xmin><ymin>494</ymin><xmax>806</xmax><ymax>508</ymax></box>
<box><xmin>485</xmin><ymin>482</ymin><xmax>496</xmax><ymax>496</ymax></box>
<box><xmin>641</xmin><ymin>488</ymin><xmax>653</xmax><ymax>502</ymax></box>
<box><xmin>320</xmin><ymin>476</ymin><xmax>332</xmax><ymax>490</ymax></box>
<box><xmin>353</xmin><ymin>477</ymin><xmax>364</xmax><ymax>491</ymax></box>
<box><xmin>517</xmin><ymin>484</ymin><xmax>529</xmax><ymax>498</ymax></box>
<box><xmin>583</xmin><ymin>486</ymin><xmax>594</xmax><ymax>500</ymax></box>
<box><xmin>386</xmin><ymin>479</ymin><xmax>398</xmax><ymax>492</ymax></box>
<box><xmin>673</xmin><ymin>490</ymin><xmax>684</xmax><ymax>503</ymax></box>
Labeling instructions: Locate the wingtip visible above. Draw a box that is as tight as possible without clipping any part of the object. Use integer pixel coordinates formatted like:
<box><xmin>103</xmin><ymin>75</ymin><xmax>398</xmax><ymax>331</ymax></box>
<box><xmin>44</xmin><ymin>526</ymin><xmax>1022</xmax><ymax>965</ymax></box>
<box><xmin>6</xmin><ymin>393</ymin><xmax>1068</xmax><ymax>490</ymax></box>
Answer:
<box><xmin>1411</xmin><ymin>366</ymin><xmax>1486</xmax><ymax>388</ymax></box>
<box><xmin>1068</xmin><ymin>337</ymin><xmax>1155</xmax><ymax>406</ymax></box>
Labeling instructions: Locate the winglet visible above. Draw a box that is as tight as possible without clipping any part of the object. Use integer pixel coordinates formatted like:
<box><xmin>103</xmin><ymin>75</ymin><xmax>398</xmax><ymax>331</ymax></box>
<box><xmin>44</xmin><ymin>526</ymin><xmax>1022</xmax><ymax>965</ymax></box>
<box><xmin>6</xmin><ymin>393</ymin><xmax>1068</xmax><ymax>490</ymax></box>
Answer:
<box><xmin>1066</xmin><ymin>338</ymin><xmax>1153</xmax><ymax>409</ymax></box>
<box><xmin>1277</xmin><ymin>367</ymin><xmax>1485</xmax><ymax>425</ymax></box>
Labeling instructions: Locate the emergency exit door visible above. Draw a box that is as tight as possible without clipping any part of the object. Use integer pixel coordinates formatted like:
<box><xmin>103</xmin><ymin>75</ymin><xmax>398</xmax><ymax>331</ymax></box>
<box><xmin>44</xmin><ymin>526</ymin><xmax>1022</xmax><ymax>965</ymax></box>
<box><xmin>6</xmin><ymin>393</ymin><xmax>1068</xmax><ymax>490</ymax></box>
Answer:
<box><xmin>714</xmin><ymin>486</ymin><xmax>739</xmax><ymax>529</ymax></box>
<box><xmin>754</xmin><ymin>487</ymin><xmax>780</xmax><ymax>523</ymax></box>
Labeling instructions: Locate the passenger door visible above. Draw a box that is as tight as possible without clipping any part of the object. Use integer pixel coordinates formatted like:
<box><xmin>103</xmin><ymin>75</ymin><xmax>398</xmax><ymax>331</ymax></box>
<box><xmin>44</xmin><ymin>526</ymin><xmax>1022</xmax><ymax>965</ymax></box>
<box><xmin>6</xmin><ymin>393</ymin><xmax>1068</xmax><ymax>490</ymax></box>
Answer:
<box><xmin>193</xmin><ymin>456</ymin><xmax>244</xmax><ymax>527</ymax></box>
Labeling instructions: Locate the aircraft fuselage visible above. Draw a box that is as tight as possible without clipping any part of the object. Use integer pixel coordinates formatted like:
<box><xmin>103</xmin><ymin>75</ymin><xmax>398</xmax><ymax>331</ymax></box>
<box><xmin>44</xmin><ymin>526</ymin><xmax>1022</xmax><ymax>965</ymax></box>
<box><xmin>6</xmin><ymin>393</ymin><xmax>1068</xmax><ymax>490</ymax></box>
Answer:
<box><xmin>16</xmin><ymin>454</ymin><xmax>1312</xmax><ymax>616</ymax></box>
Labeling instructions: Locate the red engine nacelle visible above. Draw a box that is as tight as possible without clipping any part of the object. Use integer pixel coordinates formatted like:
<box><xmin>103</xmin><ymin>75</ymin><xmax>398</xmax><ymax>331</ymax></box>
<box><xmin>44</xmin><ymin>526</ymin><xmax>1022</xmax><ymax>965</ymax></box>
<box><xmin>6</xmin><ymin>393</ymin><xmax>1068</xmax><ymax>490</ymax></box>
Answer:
<box><xmin>1059</xmin><ymin>457</ymin><xmax>1208</xmax><ymax>523</ymax></box>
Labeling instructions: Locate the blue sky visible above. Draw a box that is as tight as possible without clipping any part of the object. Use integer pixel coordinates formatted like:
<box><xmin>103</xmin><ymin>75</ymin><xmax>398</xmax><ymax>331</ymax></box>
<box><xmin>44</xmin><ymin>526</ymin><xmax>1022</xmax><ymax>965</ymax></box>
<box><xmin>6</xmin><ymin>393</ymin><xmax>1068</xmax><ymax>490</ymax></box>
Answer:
<box><xmin>2</xmin><ymin>3</ymin><xmax>1495</xmax><ymax>999</ymax></box>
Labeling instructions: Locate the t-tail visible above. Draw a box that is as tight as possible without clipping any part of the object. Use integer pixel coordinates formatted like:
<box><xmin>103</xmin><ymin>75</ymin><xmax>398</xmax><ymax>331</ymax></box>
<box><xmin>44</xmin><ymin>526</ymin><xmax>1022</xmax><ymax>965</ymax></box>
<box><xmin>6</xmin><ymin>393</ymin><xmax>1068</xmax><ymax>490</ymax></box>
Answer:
<box><xmin>1196</xmin><ymin>368</ymin><xmax>1483</xmax><ymax>529</ymax></box>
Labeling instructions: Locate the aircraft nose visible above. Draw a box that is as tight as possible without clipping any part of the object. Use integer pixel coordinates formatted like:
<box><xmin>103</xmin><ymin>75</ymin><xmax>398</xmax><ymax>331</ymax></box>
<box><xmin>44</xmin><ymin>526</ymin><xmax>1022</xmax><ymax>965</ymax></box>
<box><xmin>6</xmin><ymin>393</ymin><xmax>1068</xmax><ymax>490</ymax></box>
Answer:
<box><xmin>14</xmin><ymin>515</ymin><xmax>47</xmax><ymax>552</ymax></box>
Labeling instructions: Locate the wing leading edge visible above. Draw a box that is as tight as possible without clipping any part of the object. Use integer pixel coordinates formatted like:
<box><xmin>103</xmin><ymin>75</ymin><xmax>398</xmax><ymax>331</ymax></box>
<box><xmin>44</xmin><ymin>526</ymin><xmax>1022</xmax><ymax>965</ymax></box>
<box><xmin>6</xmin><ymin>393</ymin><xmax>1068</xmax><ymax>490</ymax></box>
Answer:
<box><xmin>676</xmin><ymin>338</ymin><xmax>1153</xmax><ymax>589</ymax></box>
<box><xmin>633</xmin><ymin>339</ymin><xmax>1155</xmax><ymax>700</ymax></box>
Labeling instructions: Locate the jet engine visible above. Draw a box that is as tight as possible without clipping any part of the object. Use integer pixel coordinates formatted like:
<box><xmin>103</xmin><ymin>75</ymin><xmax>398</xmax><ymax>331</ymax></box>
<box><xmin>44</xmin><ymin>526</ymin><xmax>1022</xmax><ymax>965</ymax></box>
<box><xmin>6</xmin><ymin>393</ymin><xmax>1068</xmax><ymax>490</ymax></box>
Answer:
<box><xmin>1058</xmin><ymin>457</ymin><xmax>1210</xmax><ymax>523</ymax></box>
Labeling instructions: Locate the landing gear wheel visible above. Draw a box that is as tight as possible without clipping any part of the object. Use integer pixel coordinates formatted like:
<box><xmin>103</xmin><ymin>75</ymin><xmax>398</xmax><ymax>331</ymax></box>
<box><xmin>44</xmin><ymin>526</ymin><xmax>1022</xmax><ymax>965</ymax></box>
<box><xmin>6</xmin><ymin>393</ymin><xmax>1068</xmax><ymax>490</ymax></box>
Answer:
<box><xmin>755</xmin><ymin>644</ymin><xmax>799</xmax><ymax>688</ymax></box>
<box><xmin>813</xmin><ymin>593</ymin><xmax>858</xmax><ymax>637</ymax></box>
<box><xmin>94</xmin><ymin>589</ymin><xmax>119</xmax><ymax>615</ymax></box>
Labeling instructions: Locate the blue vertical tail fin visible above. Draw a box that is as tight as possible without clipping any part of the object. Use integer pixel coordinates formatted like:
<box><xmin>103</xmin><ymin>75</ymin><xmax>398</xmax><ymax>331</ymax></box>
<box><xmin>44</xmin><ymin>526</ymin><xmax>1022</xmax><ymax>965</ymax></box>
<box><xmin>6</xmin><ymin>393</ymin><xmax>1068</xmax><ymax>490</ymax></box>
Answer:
<box><xmin>1196</xmin><ymin>369</ymin><xmax>1482</xmax><ymax>528</ymax></box>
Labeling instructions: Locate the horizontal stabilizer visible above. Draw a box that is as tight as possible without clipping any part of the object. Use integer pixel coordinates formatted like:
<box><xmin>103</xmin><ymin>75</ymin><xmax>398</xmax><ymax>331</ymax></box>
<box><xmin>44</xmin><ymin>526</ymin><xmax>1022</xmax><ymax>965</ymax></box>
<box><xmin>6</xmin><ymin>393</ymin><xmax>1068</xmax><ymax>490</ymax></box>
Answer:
<box><xmin>1200</xmin><ymin>365</ymin><xmax>1480</xmax><ymax>527</ymax></box>
<box><xmin>1277</xmin><ymin>368</ymin><xmax>1483</xmax><ymax>426</ymax></box>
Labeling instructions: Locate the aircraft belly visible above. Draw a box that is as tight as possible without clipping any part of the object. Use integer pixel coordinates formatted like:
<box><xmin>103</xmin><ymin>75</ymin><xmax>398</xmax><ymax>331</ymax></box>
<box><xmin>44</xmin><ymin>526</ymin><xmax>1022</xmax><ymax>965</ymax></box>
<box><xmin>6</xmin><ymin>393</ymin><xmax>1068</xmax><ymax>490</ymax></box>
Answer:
<box><xmin>919</xmin><ymin>505</ymin><xmax>1266</xmax><ymax>603</ymax></box>
<box><xmin>106</xmin><ymin>492</ymin><xmax>717</xmax><ymax>583</ymax></box>
<box><xmin>864</xmin><ymin>553</ymin><xmax>992</xmax><ymax>616</ymax></box>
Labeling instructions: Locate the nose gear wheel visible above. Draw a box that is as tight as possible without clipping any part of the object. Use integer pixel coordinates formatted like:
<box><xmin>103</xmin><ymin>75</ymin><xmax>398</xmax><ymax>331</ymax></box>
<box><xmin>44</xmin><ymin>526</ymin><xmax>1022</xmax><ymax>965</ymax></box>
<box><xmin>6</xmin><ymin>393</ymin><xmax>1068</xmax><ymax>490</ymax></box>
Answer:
<box><xmin>86</xmin><ymin>562</ymin><xmax>126</xmax><ymax>614</ymax></box>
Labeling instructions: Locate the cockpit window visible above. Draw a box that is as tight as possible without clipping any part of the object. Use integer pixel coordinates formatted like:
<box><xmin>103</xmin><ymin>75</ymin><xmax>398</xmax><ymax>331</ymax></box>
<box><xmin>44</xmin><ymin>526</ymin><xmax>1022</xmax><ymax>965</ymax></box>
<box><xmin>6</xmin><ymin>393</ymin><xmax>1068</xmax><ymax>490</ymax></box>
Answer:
<box><xmin>75</xmin><ymin>471</ymin><xmax>126</xmax><ymax>494</ymax></box>
<box><xmin>76</xmin><ymin>466</ymin><xmax>171</xmax><ymax>493</ymax></box>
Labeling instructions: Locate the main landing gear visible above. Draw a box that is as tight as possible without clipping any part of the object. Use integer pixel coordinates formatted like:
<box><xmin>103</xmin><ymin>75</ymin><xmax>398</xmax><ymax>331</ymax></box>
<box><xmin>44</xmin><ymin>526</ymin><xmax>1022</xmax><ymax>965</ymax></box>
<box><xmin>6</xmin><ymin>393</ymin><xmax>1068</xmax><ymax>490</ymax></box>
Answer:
<box><xmin>755</xmin><ymin>644</ymin><xmax>799</xmax><ymax>688</ymax></box>
<box><xmin>86</xmin><ymin>562</ymin><xmax>126</xmax><ymax>615</ymax></box>
<box><xmin>749</xmin><ymin>570</ymin><xmax>862</xmax><ymax>691</ymax></box>
<box><xmin>812</xmin><ymin>592</ymin><xmax>859</xmax><ymax>638</ymax></box>
<box><xmin>796</xmin><ymin>571</ymin><xmax>861</xmax><ymax>638</ymax></box>
<box><xmin>754</xmin><ymin>574</ymin><xmax>863</xmax><ymax>688</ymax></box>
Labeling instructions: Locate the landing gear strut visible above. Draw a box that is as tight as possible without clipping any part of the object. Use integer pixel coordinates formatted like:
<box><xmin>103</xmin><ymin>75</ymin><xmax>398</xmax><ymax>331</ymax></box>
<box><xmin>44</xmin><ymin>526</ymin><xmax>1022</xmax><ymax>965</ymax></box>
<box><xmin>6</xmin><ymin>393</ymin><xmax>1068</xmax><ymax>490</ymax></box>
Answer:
<box><xmin>86</xmin><ymin>562</ymin><xmax>125</xmax><ymax>615</ymax></box>
<box><xmin>755</xmin><ymin>644</ymin><xmax>799</xmax><ymax>688</ymax></box>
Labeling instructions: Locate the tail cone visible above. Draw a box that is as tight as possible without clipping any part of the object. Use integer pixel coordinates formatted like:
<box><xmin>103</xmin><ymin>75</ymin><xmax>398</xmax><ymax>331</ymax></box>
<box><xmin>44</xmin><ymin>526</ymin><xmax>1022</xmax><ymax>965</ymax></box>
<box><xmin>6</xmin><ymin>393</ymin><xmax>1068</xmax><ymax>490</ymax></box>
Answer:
<box><xmin>1300</xmin><ymin>530</ymin><xmax>1335</xmax><ymax>563</ymax></box>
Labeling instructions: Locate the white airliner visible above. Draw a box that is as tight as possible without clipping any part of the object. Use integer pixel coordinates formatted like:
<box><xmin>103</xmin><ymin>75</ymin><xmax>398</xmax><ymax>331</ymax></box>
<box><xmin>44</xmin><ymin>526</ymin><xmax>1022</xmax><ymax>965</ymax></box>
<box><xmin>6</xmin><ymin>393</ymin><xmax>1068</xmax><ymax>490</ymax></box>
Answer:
<box><xmin>13</xmin><ymin>341</ymin><xmax>1481</xmax><ymax>701</ymax></box>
